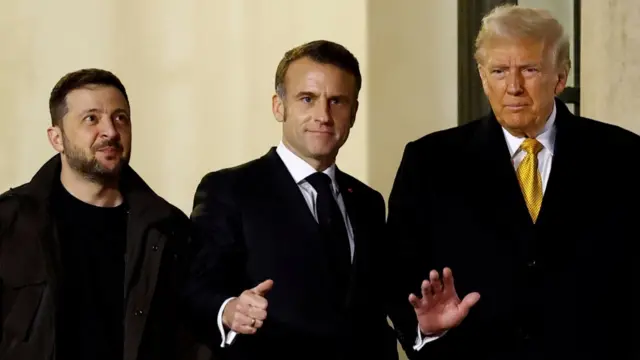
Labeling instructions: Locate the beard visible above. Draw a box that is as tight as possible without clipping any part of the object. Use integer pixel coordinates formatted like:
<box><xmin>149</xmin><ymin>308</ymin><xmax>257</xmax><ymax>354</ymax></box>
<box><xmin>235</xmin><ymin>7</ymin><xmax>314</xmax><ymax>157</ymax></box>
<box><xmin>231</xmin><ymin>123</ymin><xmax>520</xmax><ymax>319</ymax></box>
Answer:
<box><xmin>62</xmin><ymin>135</ymin><xmax>128</xmax><ymax>184</ymax></box>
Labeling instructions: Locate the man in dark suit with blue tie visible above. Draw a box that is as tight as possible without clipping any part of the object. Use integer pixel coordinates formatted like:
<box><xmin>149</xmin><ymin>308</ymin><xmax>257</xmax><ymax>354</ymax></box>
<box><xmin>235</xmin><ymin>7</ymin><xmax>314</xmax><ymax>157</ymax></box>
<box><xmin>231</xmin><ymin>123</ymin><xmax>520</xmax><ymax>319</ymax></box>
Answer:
<box><xmin>387</xmin><ymin>5</ymin><xmax>640</xmax><ymax>359</ymax></box>
<box><xmin>183</xmin><ymin>40</ymin><xmax>480</xmax><ymax>360</ymax></box>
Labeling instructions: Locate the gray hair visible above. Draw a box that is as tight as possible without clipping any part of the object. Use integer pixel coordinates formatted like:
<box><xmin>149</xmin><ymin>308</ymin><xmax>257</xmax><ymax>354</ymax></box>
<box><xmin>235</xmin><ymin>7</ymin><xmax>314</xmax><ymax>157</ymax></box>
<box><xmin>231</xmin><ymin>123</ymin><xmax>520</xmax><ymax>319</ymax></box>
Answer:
<box><xmin>474</xmin><ymin>4</ymin><xmax>571</xmax><ymax>74</ymax></box>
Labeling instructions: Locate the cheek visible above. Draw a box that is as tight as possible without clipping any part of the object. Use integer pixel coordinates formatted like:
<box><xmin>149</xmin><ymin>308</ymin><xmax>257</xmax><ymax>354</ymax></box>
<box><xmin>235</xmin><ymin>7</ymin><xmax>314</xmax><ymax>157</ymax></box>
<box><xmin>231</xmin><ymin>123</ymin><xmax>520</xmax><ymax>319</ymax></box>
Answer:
<box><xmin>486</xmin><ymin>80</ymin><xmax>505</xmax><ymax>96</ymax></box>
<box><xmin>68</xmin><ymin>132</ymin><xmax>95</xmax><ymax>150</ymax></box>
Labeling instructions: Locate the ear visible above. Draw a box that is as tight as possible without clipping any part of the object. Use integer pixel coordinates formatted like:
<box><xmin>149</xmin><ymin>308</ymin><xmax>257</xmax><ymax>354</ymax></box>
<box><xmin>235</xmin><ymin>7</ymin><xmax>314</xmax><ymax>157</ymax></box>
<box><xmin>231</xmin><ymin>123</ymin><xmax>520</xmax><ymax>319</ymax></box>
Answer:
<box><xmin>350</xmin><ymin>100</ymin><xmax>359</xmax><ymax>127</ymax></box>
<box><xmin>272</xmin><ymin>94</ymin><xmax>285</xmax><ymax>122</ymax></box>
<box><xmin>47</xmin><ymin>125</ymin><xmax>64</xmax><ymax>153</ymax></box>
<box><xmin>554</xmin><ymin>70</ymin><xmax>568</xmax><ymax>95</ymax></box>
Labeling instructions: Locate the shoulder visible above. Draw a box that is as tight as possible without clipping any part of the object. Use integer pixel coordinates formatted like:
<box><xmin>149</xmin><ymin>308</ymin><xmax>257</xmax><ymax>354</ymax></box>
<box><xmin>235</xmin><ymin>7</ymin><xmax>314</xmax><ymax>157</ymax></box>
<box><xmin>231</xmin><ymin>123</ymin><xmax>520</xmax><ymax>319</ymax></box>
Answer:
<box><xmin>338</xmin><ymin>171</ymin><xmax>384</xmax><ymax>205</ymax></box>
<box><xmin>405</xmin><ymin>119</ymin><xmax>482</xmax><ymax>156</ymax></box>
<box><xmin>195</xmin><ymin>156</ymin><xmax>266</xmax><ymax>194</ymax></box>
<box><xmin>0</xmin><ymin>183</ymin><xmax>31</xmax><ymax>215</ymax></box>
<box><xmin>574</xmin><ymin>116</ymin><xmax>640</xmax><ymax>150</ymax></box>
<box><xmin>191</xmin><ymin>155</ymin><xmax>270</xmax><ymax>215</ymax></box>
<box><xmin>0</xmin><ymin>183</ymin><xmax>32</xmax><ymax>236</ymax></box>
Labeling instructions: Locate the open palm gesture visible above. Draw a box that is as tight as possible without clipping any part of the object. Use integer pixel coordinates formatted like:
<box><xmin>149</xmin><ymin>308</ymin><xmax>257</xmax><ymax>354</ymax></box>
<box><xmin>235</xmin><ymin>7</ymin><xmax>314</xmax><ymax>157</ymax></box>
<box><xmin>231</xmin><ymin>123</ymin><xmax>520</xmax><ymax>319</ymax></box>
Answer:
<box><xmin>409</xmin><ymin>267</ymin><xmax>480</xmax><ymax>335</ymax></box>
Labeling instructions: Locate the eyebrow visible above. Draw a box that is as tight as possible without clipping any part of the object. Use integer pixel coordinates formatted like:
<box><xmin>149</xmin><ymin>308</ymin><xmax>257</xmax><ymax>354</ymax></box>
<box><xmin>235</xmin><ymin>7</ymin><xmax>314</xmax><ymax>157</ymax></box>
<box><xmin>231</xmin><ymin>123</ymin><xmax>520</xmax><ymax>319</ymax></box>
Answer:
<box><xmin>294</xmin><ymin>91</ymin><xmax>318</xmax><ymax>98</ymax></box>
<box><xmin>294</xmin><ymin>91</ymin><xmax>351</xmax><ymax>102</ymax></box>
<box><xmin>80</xmin><ymin>108</ymin><xmax>129</xmax><ymax>115</ymax></box>
<box><xmin>489</xmin><ymin>62</ymin><xmax>541</xmax><ymax>68</ymax></box>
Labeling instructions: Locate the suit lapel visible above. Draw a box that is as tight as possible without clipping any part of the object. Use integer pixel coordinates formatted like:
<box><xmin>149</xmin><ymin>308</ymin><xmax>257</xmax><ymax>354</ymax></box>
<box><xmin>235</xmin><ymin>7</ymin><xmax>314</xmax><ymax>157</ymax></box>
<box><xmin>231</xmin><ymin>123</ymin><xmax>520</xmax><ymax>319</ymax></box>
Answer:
<box><xmin>262</xmin><ymin>148</ymin><xmax>321</xmax><ymax>232</ymax></box>
<box><xmin>335</xmin><ymin>169</ymin><xmax>360</xmax><ymax>254</ymax></box>
<box><xmin>535</xmin><ymin>100</ymin><xmax>578</xmax><ymax>227</ymax></box>
<box><xmin>470</xmin><ymin>115</ymin><xmax>534</xmax><ymax>230</ymax></box>
<box><xmin>335</xmin><ymin>169</ymin><xmax>362</xmax><ymax>308</ymax></box>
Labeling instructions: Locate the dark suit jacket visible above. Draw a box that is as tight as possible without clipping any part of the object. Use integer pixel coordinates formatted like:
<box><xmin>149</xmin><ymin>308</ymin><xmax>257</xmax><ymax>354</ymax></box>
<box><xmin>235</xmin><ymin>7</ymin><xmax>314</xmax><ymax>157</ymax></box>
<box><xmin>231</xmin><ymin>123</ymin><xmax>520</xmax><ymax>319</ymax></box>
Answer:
<box><xmin>387</xmin><ymin>99</ymin><xmax>640</xmax><ymax>359</ymax></box>
<box><xmin>185</xmin><ymin>148</ymin><xmax>417</xmax><ymax>360</ymax></box>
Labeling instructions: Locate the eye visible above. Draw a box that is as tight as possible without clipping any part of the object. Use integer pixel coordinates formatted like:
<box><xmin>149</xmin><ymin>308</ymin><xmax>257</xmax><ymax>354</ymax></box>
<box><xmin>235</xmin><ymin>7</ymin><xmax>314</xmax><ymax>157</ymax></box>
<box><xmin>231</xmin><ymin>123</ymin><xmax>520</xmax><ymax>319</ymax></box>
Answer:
<box><xmin>83</xmin><ymin>114</ymin><xmax>98</xmax><ymax>122</ymax></box>
<box><xmin>491</xmin><ymin>69</ymin><xmax>504</xmax><ymax>75</ymax></box>
<box><xmin>301</xmin><ymin>96</ymin><xmax>312</xmax><ymax>103</ymax></box>
<box><xmin>115</xmin><ymin>114</ymin><xmax>130</xmax><ymax>123</ymax></box>
<box><xmin>330</xmin><ymin>98</ymin><xmax>341</xmax><ymax>105</ymax></box>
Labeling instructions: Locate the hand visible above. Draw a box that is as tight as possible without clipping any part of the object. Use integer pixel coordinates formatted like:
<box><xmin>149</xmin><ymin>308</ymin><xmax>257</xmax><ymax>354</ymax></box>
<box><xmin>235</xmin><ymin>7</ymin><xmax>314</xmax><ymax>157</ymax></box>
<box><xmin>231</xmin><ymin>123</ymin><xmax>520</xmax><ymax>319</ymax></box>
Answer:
<box><xmin>409</xmin><ymin>267</ymin><xmax>480</xmax><ymax>335</ymax></box>
<box><xmin>222</xmin><ymin>279</ymin><xmax>273</xmax><ymax>334</ymax></box>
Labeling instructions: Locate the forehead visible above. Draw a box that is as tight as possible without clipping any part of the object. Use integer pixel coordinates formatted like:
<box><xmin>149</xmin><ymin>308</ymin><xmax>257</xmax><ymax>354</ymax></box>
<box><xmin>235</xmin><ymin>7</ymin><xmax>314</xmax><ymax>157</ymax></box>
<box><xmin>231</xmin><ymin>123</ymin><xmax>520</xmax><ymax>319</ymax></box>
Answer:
<box><xmin>284</xmin><ymin>57</ymin><xmax>356</xmax><ymax>94</ymax></box>
<box><xmin>65</xmin><ymin>85</ymin><xmax>129</xmax><ymax>113</ymax></box>
<box><xmin>483</xmin><ymin>37</ymin><xmax>547</xmax><ymax>65</ymax></box>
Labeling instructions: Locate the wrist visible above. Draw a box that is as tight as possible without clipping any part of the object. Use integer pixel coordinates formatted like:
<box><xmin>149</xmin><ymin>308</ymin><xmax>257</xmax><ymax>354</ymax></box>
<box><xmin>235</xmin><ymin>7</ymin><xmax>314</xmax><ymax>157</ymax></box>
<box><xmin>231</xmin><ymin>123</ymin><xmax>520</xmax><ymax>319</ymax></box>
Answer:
<box><xmin>221</xmin><ymin>298</ymin><xmax>237</xmax><ymax>329</ymax></box>
<box><xmin>419</xmin><ymin>326</ymin><xmax>444</xmax><ymax>337</ymax></box>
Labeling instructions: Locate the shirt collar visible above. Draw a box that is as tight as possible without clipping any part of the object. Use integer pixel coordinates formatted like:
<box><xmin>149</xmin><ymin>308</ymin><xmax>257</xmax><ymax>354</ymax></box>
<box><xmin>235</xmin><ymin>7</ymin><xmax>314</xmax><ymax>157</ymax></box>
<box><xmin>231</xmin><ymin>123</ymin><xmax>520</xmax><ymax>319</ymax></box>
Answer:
<box><xmin>276</xmin><ymin>141</ymin><xmax>339</xmax><ymax>194</ymax></box>
<box><xmin>502</xmin><ymin>101</ymin><xmax>557</xmax><ymax>158</ymax></box>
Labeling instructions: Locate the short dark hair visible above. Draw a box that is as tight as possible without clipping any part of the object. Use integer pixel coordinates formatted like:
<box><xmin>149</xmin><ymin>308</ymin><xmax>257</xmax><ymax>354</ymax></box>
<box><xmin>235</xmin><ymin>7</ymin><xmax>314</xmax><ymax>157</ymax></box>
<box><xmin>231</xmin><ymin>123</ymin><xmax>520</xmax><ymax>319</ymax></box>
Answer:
<box><xmin>275</xmin><ymin>40</ymin><xmax>362</xmax><ymax>98</ymax></box>
<box><xmin>49</xmin><ymin>68</ymin><xmax>129</xmax><ymax>126</ymax></box>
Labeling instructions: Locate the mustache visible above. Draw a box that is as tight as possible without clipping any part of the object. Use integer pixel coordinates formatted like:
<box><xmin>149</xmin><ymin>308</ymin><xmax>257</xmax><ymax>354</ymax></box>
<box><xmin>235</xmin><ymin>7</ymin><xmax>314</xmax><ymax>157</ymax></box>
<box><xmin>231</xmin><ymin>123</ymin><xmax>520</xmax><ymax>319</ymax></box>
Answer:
<box><xmin>93</xmin><ymin>139</ymin><xmax>123</xmax><ymax>151</ymax></box>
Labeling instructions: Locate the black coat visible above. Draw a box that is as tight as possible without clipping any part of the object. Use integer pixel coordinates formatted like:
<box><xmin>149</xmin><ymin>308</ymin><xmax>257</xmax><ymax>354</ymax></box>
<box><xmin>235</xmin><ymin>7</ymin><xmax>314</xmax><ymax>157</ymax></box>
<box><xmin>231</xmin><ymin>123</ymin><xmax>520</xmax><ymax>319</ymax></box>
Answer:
<box><xmin>0</xmin><ymin>155</ymin><xmax>197</xmax><ymax>360</ymax></box>
<box><xmin>387</xmin><ymin>99</ymin><xmax>640</xmax><ymax>359</ymax></box>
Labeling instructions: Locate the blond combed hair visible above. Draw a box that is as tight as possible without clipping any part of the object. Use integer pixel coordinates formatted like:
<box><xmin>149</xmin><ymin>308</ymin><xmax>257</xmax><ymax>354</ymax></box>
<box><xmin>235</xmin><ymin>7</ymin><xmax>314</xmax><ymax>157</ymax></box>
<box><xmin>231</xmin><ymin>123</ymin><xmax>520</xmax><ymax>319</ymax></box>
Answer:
<box><xmin>474</xmin><ymin>4</ymin><xmax>571</xmax><ymax>74</ymax></box>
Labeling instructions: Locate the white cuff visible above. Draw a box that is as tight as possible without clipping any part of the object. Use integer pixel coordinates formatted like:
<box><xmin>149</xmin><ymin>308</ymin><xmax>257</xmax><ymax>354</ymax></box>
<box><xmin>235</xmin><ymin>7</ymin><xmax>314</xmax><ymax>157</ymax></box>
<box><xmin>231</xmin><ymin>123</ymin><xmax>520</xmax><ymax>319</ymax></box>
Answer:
<box><xmin>217</xmin><ymin>297</ymin><xmax>238</xmax><ymax>347</ymax></box>
<box><xmin>413</xmin><ymin>325</ymin><xmax>446</xmax><ymax>350</ymax></box>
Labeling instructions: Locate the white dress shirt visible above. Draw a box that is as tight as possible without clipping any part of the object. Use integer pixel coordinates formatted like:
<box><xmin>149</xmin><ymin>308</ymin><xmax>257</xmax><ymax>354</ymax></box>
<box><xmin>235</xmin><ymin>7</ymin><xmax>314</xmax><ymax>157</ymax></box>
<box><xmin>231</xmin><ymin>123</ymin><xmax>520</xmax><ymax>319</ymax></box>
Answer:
<box><xmin>502</xmin><ymin>102</ymin><xmax>557</xmax><ymax>191</ymax></box>
<box><xmin>217</xmin><ymin>142</ymin><xmax>433</xmax><ymax>350</ymax></box>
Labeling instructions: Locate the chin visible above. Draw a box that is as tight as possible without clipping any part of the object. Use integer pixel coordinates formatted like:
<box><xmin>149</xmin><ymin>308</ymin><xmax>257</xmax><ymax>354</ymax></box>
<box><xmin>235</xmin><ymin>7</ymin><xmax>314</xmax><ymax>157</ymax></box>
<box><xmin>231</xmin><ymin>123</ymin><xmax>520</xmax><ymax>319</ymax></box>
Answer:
<box><xmin>99</xmin><ymin>158</ymin><xmax>125</xmax><ymax>171</ymax></box>
<box><xmin>310</xmin><ymin>143</ymin><xmax>338</xmax><ymax>155</ymax></box>
<box><xmin>502</xmin><ymin>115</ymin><xmax>535</xmax><ymax>128</ymax></box>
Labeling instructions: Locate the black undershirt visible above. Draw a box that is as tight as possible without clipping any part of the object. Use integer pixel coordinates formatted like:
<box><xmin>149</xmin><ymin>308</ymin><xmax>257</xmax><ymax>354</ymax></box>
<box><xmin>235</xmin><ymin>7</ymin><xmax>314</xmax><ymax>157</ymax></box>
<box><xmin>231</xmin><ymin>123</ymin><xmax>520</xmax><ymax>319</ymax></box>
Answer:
<box><xmin>53</xmin><ymin>180</ymin><xmax>127</xmax><ymax>360</ymax></box>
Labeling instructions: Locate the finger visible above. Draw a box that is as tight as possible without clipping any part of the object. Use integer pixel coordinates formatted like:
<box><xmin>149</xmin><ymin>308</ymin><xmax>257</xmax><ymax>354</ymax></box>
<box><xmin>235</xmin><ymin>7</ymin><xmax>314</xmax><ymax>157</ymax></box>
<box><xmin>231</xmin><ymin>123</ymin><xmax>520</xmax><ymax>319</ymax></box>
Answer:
<box><xmin>235</xmin><ymin>324</ymin><xmax>258</xmax><ymax>335</ymax></box>
<box><xmin>459</xmin><ymin>292</ymin><xmax>481</xmax><ymax>314</ymax></box>
<box><xmin>420</xmin><ymin>280</ymin><xmax>433</xmax><ymax>300</ymax></box>
<box><xmin>252</xmin><ymin>318</ymin><xmax>265</xmax><ymax>329</ymax></box>
<box><xmin>234</xmin><ymin>299</ymin><xmax>251</xmax><ymax>317</ymax></box>
<box><xmin>252</xmin><ymin>279</ymin><xmax>274</xmax><ymax>296</ymax></box>
<box><xmin>442</xmin><ymin>267</ymin><xmax>455</xmax><ymax>295</ymax></box>
<box><xmin>408</xmin><ymin>293</ymin><xmax>421</xmax><ymax>309</ymax></box>
<box><xmin>231</xmin><ymin>312</ymin><xmax>257</xmax><ymax>334</ymax></box>
<box><xmin>241</xmin><ymin>292</ymin><xmax>268</xmax><ymax>310</ymax></box>
<box><xmin>430</xmin><ymin>270</ymin><xmax>443</xmax><ymax>294</ymax></box>
<box><xmin>248</xmin><ymin>306</ymin><xmax>268</xmax><ymax>321</ymax></box>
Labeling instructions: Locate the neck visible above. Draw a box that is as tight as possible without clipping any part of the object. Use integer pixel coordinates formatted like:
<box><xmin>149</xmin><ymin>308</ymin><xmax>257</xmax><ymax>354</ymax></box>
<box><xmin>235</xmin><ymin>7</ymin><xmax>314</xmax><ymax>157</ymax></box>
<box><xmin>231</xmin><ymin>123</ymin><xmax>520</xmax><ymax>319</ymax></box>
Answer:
<box><xmin>281</xmin><ymin>140</ymin><xmax>336</xmax><ymax>172</ymax></box>
<box><xmin>505</xmin><ymin>125</ymin><xmax>544</xmax><ymax>138</ymax></box>
<box><xmin>60</xmin><ymin>166</ymin><xmax>123</xmax><ymax>207</ymax></box>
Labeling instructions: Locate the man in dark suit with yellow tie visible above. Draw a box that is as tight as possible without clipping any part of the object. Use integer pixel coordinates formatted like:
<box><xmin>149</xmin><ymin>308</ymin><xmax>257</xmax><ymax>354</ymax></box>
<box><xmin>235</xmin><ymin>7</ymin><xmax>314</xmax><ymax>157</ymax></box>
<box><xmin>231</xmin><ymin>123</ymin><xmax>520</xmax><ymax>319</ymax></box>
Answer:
<box><xmin>387</xmin><ymin>4</ymin><xmax>640</xmax><ymax>359</ymax></box>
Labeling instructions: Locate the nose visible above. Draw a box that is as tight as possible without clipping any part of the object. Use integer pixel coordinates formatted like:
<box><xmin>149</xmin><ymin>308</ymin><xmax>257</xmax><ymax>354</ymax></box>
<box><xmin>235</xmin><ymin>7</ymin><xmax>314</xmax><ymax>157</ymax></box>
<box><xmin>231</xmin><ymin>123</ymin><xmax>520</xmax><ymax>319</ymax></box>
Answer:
<box><xmin>99</xmin><ymin>118</ymin><xmax>119</xmax><ymax>139</ymax></box>
<box><xmin>312</xmin><ymin>100</ymin><xmax>332</xmax><ymax>124</ymax></box>
<box><xmin>506</xmin><ymin>70</ymin><xmax>524</xmax><ymax>95</ymax></box>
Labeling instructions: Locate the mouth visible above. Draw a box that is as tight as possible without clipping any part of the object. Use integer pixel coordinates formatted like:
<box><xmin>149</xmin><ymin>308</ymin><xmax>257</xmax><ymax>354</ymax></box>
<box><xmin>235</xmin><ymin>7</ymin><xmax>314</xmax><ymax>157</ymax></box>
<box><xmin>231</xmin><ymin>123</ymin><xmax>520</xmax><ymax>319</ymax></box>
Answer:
<box><xmin>97</xmin><ymin>146</ymin><xmax>122</xmax><ymax>155</ymax></box>
<box><xmin>505</xmin><ymin>104</ymin><xmax>528</xmax><ymax>111</ymax></box>
<box><xmin>306</xmin><ymin>130</ymin><xmax>334</xmax><ymax>135</ymax></box>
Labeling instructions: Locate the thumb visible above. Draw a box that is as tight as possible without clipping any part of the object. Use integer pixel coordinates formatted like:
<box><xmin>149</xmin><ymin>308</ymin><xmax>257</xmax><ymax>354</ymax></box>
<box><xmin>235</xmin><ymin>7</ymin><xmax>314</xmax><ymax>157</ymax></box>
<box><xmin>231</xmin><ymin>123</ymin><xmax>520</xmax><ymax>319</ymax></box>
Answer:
<box><xmin>459</xmin><ymin>292</ymin><xmax>480</xmax><ymax>313</ymax></box>
<box><xmin>252</xmin><ymin>279</ymin><xmax>274</xmax><ymax>296</ymax></box>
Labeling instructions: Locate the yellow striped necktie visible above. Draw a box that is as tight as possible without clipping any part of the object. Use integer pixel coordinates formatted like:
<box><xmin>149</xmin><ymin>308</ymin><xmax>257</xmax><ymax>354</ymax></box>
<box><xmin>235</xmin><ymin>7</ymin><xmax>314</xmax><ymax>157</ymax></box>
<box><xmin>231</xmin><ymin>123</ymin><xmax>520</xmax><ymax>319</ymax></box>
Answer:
<box><xmin>516</xmin><ymin>138</ymin><xmax>543</xmax><ymax>222</ymax></box>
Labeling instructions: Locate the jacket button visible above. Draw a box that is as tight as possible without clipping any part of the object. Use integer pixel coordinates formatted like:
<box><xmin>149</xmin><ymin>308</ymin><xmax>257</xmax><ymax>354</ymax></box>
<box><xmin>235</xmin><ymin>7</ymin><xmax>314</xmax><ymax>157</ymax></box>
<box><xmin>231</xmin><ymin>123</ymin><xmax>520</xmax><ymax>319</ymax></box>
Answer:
<box><xmin>134</xmin><ymin>309</ymin><xmax>144</xmax><ymax>316</ymax></box>
<box><xmin>152</xmin><ymin>245</ymin><xmax>159</xmax><ymax>251</ymax></box>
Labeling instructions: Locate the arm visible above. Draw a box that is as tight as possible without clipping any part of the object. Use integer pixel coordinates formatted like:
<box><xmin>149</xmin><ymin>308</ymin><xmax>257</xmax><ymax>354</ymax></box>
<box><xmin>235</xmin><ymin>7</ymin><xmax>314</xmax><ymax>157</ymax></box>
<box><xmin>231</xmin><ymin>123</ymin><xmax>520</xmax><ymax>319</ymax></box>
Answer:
<box><xmin>385</xmin><ymin>142</ymin><xmax>431</xmax><ymax>354</ymax></box>
<box><xmin>385</xmin><ymin>142</ymin><xmax>479</xmax><ymax>358</ymax></box>
<box><xmin>183</xmin><ymin>172</ymin><xmax>248</xmax><ymax>348</ymax></box>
